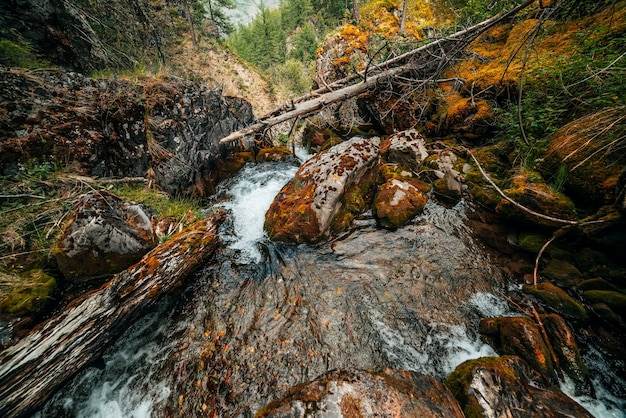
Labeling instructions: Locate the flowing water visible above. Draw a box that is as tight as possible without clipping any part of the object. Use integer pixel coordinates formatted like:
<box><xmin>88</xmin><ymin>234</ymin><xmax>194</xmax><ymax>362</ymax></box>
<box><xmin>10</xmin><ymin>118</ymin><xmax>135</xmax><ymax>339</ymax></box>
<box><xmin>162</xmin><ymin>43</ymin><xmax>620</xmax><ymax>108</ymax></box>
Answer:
<box><xmin>37</xmin><ymin>158</ymin><xmax>626</xmax><ymax>417</ymax></box>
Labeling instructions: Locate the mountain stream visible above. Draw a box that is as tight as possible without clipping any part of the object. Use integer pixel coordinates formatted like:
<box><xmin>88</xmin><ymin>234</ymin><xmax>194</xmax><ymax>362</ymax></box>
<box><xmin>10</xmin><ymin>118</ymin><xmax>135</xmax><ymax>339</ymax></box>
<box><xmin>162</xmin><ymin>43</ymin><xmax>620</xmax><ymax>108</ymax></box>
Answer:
<box><xmin>36</xmin><ymin>158</ymin><xmax>625</xmax><ymax>417</ymax></box>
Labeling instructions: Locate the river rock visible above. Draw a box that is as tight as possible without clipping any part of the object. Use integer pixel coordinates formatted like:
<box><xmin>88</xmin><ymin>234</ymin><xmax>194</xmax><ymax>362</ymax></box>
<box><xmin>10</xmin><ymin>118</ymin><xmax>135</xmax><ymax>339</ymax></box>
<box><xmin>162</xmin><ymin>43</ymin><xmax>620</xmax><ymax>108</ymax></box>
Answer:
<box><xmin>479</xmin><ymin>313</ymin><xmax>594</xmax><ymax>397</ymax></box>
<box><xmin>496</xmin><ymin>170</ymin><xmax>577</xmax><ymax>226</ymax></box>
<box><xmin>374</xmin><ymin>178</ymin><xmax>430</xmax><ymax>229</ymax></box>
<box><xmin>581</xmin><ymin>290</ymin><xmax>626</xmax><ymax>319</ymax></box>
<box><xmin>523</xmin><ymin>282</ymin><xmax>588</xmax><ymax>321</ymax></box>
<box><xmin>479</xmin><ymin>316</ymin><xmax>558</xmax><ymax>384</ymax></box>
<box><xmin>265</xmin><ymin>136</ymin><xmax>380</xmax><ymax>243</ymax></box>
<box><xmin>541</xmin><ymin>313</ymin><xmax>594</xmax><ymax>397</ymax></box>
<box><xmin>54</xmin><ymin>191</ymin><xmax>157</xmax><ymax>281</ymax></box>
<box><xmin>257</xmin><ymin>368</ymin><xmax>464</xmax><ymax>417</ymax></box>
<box><xmin>445</xmin><ymin>356</ymin><xmax>593</xmax><ymax>418</ymax></box>
<box><xmin>379</xmin><ymin>128</ymin><xmax>429</xmax><ymax>172</ymax></box>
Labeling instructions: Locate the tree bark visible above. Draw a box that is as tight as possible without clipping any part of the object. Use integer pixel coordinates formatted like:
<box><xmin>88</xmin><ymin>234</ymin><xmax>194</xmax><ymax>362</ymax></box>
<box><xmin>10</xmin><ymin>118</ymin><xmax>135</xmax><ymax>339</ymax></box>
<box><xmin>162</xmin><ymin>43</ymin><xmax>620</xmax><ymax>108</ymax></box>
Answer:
<box><xmin>220</xmin><ymin>0</ymin><xmax>537</xmax><ymax>144</ymax></box>
<box><xmin>0</xmin><ymin>211</ymin><xmax>226</xmax><ymax>418</ymax></box>
<box><xmin>399</xmin><ymin>0</ymin><xmax>408</xmax><ymax>34</ymax></box>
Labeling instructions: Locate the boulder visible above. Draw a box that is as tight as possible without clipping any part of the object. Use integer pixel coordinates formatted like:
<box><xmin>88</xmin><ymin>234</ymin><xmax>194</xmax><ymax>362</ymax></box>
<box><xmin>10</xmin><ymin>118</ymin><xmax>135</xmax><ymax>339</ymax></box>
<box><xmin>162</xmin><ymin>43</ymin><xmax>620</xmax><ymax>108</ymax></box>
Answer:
<box><xmin>428</xmin><ymin>149</ymin><xmax>467</xmax><ymax>201</ymax></box>
<box><xmin>479</xmin><ymin>314</ymin><xmax>593</xmax><ymax>397</ymax></box>
<box><xmin>54</xmin><ymin>191</ymin><xmax>157</xmax><ymax>281</ymax></box>
<box><xmin>541</xmin><ymin>314</ymin><xmax>594</xmax><ymax>397</ymax></box>
<box><xmin>497</xmin><ymin>170</ymin><xmax>577</xmax><ymax>225</ymax></box>
<box><xmin>257</xmin><ymin>368</ymin><xmax>464</xmax><ymax>418</ymax></box>
<box><xmin>379</xmin><ymin>128</ymin><xmax>429</xmax><ymax>172</ymax></box>
<box><xmin>540</xmin><ymin>260</ymin><xmax>584</xmax><ymax>288</ymax></box>
<box><xmin>581</xmin><ymin>290</ymin><xmax>626</xmax><ymax>318</ymax></box>
<box><xmin>446</xmin><ymin>356</ymin><xmax>593</xmax><ymax>418</ymax></box>
<box><xmin>264</xmin><ymin>136</ymin><xmax>380</xmax><ymax>243</ymax></box>
<box><xmin>479</xmin><ymin>316</ymin><xmax>558</xmax><ymax>384</ymax></box>
<box><xmin>374</xmin><ymin>178</ymin><xmax>430</xmax><ymax>229</ymax></box>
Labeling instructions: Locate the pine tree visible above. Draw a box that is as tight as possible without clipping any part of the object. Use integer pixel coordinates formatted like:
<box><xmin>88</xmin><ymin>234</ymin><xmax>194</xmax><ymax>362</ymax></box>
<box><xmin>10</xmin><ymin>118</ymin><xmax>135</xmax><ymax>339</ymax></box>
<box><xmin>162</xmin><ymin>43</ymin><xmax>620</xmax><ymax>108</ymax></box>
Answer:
<box><xmin>196</xmin><ymin>0</ymin><xmax>235</xmax><ymax>37</ymax></box>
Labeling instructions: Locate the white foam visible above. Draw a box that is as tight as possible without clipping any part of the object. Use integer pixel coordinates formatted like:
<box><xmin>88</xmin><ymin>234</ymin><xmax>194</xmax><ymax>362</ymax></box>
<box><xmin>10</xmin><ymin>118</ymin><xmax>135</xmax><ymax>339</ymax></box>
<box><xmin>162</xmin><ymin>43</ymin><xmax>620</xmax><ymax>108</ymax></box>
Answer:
<box><xmin>219</xmin><ymin>161</ymin><xmax>300</xmax><ymax>263</ymax></box>
<box><xmin>469</xmin><ymin>292</ymin><xmax>511</xmax><ymax>318</ymax></box>
<box><xmin>561</xmin><ymin>376</ymin><xmax>626</xmax><ymax>418</ymax></box>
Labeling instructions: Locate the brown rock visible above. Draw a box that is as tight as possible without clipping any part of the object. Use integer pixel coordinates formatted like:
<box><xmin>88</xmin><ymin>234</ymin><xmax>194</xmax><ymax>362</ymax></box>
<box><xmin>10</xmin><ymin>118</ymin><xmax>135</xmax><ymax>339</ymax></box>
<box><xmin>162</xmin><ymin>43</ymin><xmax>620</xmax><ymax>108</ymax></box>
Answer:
<box><xmin>479</xmin><ymin>316</ymin><xmax>558</xmax><ymax>383</ymax></box>
<box><xmin>258</xmin><ymin>368</ymin><xmax>464</xmax><ymax>417</ymax></box>
<box><xmin>374</xmin><ymin>178</ymin><xmax>430</xmax><ymax>229</ymax></box>
<box><xmin>446</xmin><ymin>356</ymin><xmax>593</xmax><ymax>418</ymax></box>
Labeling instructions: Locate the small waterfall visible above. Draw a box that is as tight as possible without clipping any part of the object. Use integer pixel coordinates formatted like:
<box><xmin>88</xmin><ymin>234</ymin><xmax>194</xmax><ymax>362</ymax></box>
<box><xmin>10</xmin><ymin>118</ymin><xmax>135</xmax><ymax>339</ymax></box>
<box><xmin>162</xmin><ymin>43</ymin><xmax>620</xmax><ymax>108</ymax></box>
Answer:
<box><xmin>217</xmin><ymin>161</ymin><xmax>300</xmax><ymax>263</ymax></box>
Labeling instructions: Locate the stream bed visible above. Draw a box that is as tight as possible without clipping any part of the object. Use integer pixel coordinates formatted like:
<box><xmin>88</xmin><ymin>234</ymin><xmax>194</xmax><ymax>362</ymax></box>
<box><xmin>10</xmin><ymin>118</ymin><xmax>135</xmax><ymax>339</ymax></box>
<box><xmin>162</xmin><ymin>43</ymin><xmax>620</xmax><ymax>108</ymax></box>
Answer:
<box><xmin>37</xmin><ymin>159</ymin><xmax>626</xmax><ymax>417</ymax></box>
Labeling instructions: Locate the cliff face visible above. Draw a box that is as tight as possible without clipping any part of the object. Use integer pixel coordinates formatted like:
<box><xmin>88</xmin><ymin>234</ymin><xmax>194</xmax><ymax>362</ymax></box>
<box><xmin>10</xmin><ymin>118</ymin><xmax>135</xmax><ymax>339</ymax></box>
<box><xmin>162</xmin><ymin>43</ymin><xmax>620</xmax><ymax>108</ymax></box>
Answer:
<box><xmin>1</xmin><ymin>0</ymin><xmax>115</xmax><ymax>72</ymax></box>
<box><xmin>0</xmin><ymin>68</ymin><xmax>254</xmax><ymax>196</ymax></box>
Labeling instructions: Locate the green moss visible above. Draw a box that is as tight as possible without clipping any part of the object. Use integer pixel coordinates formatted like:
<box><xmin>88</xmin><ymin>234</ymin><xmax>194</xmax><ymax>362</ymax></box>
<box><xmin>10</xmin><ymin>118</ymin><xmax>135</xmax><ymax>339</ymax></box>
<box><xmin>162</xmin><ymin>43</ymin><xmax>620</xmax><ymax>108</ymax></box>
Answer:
<box><xmin>0</xmin><ymin>270</ymin><xmax>56</xmax><ymax>314</ymax></box>
<box><xmin>541</xmin><ymin>259</ymin><xmax>584</xmax><ymax>287</ymax></box>
<box><xmin>109</xmin><ymin>185</ymin><xmax>203</xmax><ymax>221</ymax></box>
<box><xmin>523</xmin><ymin>282</ymin><xmax>588</xmax><ymax>320</ymax></box>
<box><xmin>518</xmin><ymin>232</ymin><xmax>549</xmax><ymax>253</ymax></box>
<box><xmin>445</xmin><ymin>356</ymin><xmax>517</xmax><ymax>418</ymax></box>
<box><xmin>577</xmin><ymin>278</ymin><xmax>621</xmax><ymax>293</ymax></box>
<box><xmin>572</xmin><ymin>248</ymin><xmax>609</xmax><ymax>274</ymax></box>
<box><xmin>581</xmin><ymin>290</ymin><xmax>626</xmax><ymax>317</ymax></box>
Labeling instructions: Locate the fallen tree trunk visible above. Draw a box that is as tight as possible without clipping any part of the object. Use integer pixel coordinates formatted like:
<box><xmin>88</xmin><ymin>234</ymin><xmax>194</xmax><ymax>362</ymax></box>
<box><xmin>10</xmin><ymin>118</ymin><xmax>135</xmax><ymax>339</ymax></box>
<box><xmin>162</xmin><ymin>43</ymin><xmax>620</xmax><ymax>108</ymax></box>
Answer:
<box><xmin>0</xmin><ymin>211</ymin><xmax>226</xmax><ymax>418</ymax></box>
<box><xmin>221</xmin><ymin>0</ymin><xmax>536</xmax><ymax>144</ymax></box>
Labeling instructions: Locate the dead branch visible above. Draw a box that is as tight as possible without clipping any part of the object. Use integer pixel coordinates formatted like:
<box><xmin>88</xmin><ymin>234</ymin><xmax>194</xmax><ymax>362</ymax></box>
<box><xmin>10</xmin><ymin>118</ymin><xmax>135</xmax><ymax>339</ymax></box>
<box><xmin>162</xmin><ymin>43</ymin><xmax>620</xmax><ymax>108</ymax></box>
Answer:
<box><xmin>533</xmin><ymin>233</ymin><xmax>559</xmax><ymax>286</ymax></box>
<box><xmin>222</xmin><ymin>0</ymin><xmax>538</xmax><ymax>144</ymax></box>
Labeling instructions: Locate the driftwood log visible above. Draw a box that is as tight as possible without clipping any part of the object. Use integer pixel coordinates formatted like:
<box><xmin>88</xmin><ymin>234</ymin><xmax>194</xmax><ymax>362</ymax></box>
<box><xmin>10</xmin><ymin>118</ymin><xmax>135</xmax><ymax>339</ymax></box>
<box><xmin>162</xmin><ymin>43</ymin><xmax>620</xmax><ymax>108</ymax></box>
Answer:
<box><xmin>220</xmin><ymin>0</ymin><xmax>537</xmax><ymax>144</ymax></box>
<box><xmin>0</xmin><ymin>211</ymin><xmax>226</xmax><ymax>418</ymax></box>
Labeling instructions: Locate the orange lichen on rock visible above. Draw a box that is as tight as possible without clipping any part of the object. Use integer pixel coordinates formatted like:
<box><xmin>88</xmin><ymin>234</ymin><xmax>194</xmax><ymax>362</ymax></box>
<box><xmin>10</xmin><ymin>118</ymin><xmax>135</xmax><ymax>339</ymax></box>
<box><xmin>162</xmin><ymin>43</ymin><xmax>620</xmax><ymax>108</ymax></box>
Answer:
<box><xmin>264</xmin><ymin>182</ymin><xmax>321</xmax><ymax>243</ymax></box>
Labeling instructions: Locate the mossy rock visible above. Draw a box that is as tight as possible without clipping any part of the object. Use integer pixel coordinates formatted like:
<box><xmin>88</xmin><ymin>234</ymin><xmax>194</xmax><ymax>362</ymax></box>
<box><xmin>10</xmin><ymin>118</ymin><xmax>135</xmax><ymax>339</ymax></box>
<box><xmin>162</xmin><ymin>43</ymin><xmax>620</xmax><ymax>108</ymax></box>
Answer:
<box><xmin>591</xmin><ymin>303</ymin><xmax>626</xmax><ymax>329</ymax></box>
<box><xmin>479</xmin><ymin>316</ymin><xmax>557</xmax><ymax>383</ymax></box>
<box><xmin>469</xmin><ymin>183</ymin><xmax>502</xmax><ymax>209</ymax></box>
<box><xmin>330</xmin><ymin>168</ymin><xmax>378</xmax><ymax>234</ymax></box>
<box><xmin>0</xmin><ymin>270</ymin><xmax>56</xmax><ymax>314</ymax></box>
<box><xmin>518</xmin><ymin>231</ymin><xmax>549</xmax><ymax>253</ymax></box>
<box><xmin>541</xmin><ymin>259</ymin><xmax>584</xmax><ymax>287</ymax></box>
<box><xmin>373</xmin><ymin>177</ymin><xmax>430</xmax><ymax>229</ymax></box>
<box><xmin>378</xmin><ymin>163</ymin><xmax>415</xmax><ymax>182</ymax></box>
<box><xmin>445</xmin><ymin>355</ymin><xmax>592</xmax><ymax>418</ymax></box>
<box><xmin>581</xmin><ymin>290</ymin><xmax>626</xmax><ymax>318</ymax></box>
<box><xmin>572</xmin><ymin>247</ymin><xmax>609</xmax><ymax>274</ymax></box>
<box><xmin>256</xmin><ymin>147</ymin><xmax>292</xmax><ymax>162</ymax></box>
<box><xmin>445</xmin><ymin>356</ymin><xmax>507</xmax><ymax>418</ymax></box>
<box><xmin>577</xmin><ymin>278</ymin><xmax>621</xmax><ymax>293</ymax></box>
<box><xmin>497</xmin><ymin>170</ymin><xmax>577</xmax><ymax>227</ymax></box>
<box><xmin>523</xmin><ymin>282</ymin><xmax>588</xmax><ymax>320</ymax></box>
